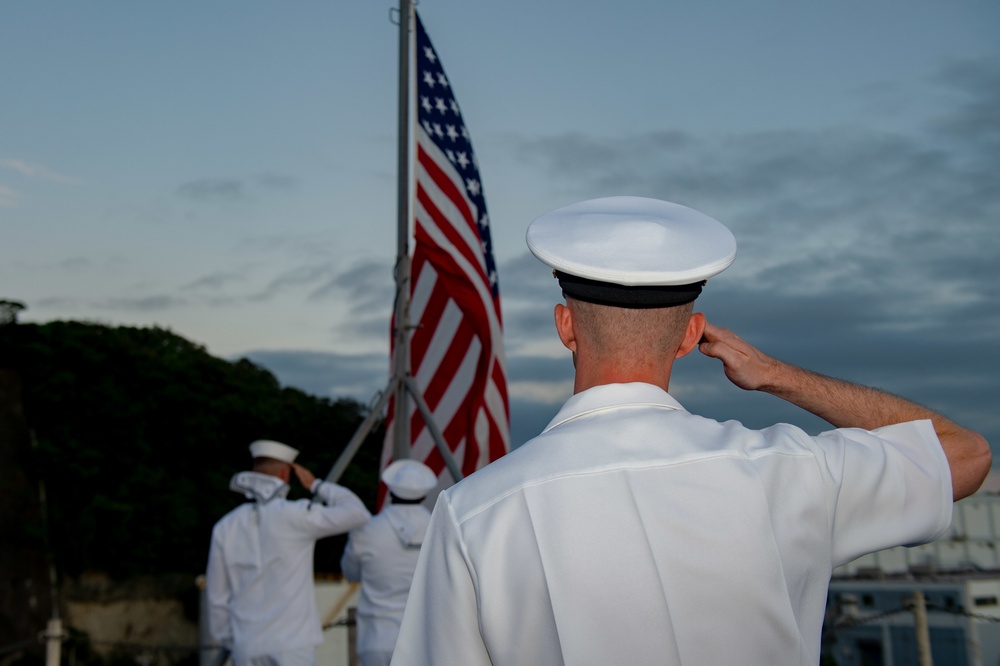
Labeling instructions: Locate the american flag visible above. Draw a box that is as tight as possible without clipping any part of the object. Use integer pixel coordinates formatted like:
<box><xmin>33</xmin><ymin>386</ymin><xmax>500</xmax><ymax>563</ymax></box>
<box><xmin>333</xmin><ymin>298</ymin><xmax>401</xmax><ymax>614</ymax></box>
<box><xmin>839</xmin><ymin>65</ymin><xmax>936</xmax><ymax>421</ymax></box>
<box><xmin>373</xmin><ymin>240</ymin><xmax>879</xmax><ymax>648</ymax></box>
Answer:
<box><xmin>382</xmin><ymin>11</ymin><xmax>510</xmax><ymax>495</ymax></box>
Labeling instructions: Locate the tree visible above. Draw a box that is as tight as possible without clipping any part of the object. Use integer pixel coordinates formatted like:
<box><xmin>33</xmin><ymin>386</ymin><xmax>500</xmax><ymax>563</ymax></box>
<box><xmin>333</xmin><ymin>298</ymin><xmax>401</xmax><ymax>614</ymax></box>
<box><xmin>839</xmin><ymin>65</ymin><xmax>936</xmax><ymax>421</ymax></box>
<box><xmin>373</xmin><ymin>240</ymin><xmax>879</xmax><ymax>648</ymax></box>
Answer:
<box><xmin>0</xmin><ymin>321</ymin><xmax>383</xmax><ymax>579</ymax></box>
<box><xmin>0</xmin><ymin>299</ymin><xmax>26</xmax><ymax>326</ymax></box>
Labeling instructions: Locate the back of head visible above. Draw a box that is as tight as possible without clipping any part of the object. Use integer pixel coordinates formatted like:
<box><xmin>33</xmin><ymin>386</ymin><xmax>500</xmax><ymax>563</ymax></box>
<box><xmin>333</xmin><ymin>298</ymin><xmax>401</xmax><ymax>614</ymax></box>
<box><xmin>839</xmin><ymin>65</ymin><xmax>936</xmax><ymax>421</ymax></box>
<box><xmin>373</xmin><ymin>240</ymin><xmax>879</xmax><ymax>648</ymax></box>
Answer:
<box><xmin>253</xmin><ymin>457</ymin><xmax>291</xmax><ymax>477</ymax></box>
<box><xmin>527</xmin><ymin>197</ymin><xmax>736</xmax><ymax>387</ymax></box>
<box><xmin>569</xmin><ymin>297</ymin><xmax>694</xmax><ymax>365</ymax></box>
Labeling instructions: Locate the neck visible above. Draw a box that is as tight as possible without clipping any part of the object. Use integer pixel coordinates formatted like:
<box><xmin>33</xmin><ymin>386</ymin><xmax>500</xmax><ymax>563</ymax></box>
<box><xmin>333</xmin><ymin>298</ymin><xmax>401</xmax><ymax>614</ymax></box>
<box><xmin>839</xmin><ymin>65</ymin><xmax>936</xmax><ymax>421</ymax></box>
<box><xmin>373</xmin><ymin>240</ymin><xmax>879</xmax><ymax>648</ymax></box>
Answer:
<box><xmin>573</xmin><ymin>355</ymin><xmax>675</xmax><ymax>394</ymax></box>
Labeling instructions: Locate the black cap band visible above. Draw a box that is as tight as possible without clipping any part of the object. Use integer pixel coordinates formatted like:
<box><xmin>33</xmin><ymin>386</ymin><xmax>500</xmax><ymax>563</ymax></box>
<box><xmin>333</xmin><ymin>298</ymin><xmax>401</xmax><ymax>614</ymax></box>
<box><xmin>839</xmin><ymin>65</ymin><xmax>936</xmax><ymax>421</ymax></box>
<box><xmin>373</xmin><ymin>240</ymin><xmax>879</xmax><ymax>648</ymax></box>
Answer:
<box><xmin>555</xmin><ymin>271</ymin><xmax>704</xmax><ymax>308</ymax></box>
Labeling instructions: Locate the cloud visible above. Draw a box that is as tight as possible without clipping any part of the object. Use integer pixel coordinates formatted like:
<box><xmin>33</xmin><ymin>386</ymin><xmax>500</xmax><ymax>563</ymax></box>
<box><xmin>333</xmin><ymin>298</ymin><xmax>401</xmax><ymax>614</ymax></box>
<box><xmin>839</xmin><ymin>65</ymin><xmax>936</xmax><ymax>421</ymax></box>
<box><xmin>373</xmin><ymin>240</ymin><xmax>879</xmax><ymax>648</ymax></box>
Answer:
<box><xmin>495</xmin><ymin>251</ymin><xmax>568</xmax><ymax>356</ymax></box>
<box><xmin>501</xmin><ymin>305</ymin><xmax>560</xmax><ymax>354</ymax></box>
<box><xmin>492</xmin><ymin>59</ymin><xmax>1000</xmax><ymax>450</ymax></box>
<box><xmin>506</xmin><ymin>354</ymin><xmax>574</xmax><ymax>385</ymax></box>
<box><xmin>928</xmin><ymin>57</ymin><xmax>1000</xmax><ymax>147</ymax></box>
<box><xmin>254</xmin><ymin>173</ymin><xmax>297</xmax><ymax>191</ymax></box>
<box><xmin>176</xmin><ymin>173</ymin><xmax>299</xmax><ymax>202</ymax></box>
<box><xmin>310</xmin><ymin>259</ymin><xmax>392</xmax><ymax>309</ymax></box>
<box><xmin>333</xmin><ymin>313</ymin><xmax>391</xmax><ymax>345</ymax></box>
<box><xmin>1</xmin><ymin>158</ymin><xmax>80</xmax><ymax>184</ymax></box>
<box><xmin>182</xmin><ymin>270</ymin><xmax>248</xmax><ymax>292</ymax></box>
<box><xmin>198</xmin><ymin>59</ymin><xmax>1000</xmax><ymax>455</ymax></box>
<box><xmin>58</xmin><ymin>257</ymin><xmax>92</xmax><ymax>271</ymax></box>
<box><xmin>32</xmin><ymin>296</ymin><xmax>79</xmax><ymax>310</ymax></box>
<box><xmin>175</xmin><ymin>256</ymin><xmax>392</xmax><ymax>320</ymax></box>
<box><xmin>98</xmin><ymin>295</ymin><xmax>187</xmax><ymax>312</ymax></box>
<box><xmin>303</xmin><ymin>260</ymin><xmax>396</xmax><ymax>342</ymax></box>
<box><xmin>0</xmin><ymin>184</ymin><xmax>17</xmax><ymax>207</ymax></box>
<box><xmin>513</xmin><ymin>59</ymin><xmax>1000</xmax><ymax>306</ymax></box>
<box><xmin>497</xmin><ymin>252</ymin><xmax>558</xmax><ymax>301</ymax></box>
<box><xmin>0</xmin><ymin>156</ymin><xmax>81</xmax><ymax>206</ymax></box>
<box><xmin>176</xmin><ymin>179</ymin><xmax>247</xmax><ymax>202</ymax></box>
<box><xmin>252</xmin><ymin>262</ymin><xmax>341</xmax><ymax>302</ymax></box>
<box><xmin>240</xmin><ymin>349</ymin><xmax>389</xmax><ymax>403</ymax></box>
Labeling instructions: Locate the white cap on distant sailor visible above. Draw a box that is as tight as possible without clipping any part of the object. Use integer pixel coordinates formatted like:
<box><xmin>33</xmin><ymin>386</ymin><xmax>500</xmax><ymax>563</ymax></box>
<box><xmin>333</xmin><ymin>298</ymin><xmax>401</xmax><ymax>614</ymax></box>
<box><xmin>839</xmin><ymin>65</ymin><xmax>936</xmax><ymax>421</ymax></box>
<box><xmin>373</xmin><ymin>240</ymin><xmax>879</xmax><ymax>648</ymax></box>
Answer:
<box><xmin>249</xmin><ymin>439</ymin><xmax>299</xmax><ymax>464</ymax></box>
<box><xmin>382</xmin><ymin>460</ymin><xmax>437</xmax><ymax>500</ymax></box>
<box><xmin>526</xmin><ymin>196</ymin><xmax>737</xmax><ymax>307</ymax></box>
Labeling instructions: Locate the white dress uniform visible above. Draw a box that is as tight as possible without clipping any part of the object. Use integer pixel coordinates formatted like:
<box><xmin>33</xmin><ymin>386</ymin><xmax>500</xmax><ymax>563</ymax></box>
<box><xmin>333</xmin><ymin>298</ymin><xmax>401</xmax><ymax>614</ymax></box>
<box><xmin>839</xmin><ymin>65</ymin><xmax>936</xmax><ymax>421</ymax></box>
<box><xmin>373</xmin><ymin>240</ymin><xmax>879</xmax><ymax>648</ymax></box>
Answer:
<box><xmin>392</xmin><ymin>383</ymin><xmax>952</xmax><ymax>666</ymax></box>
<box><xmin>342</xmin><ymin>460</ymin><xmax>437</xmax><ymax>666</ymax></box>
<box><xmin>341</xmin><ymin>503</ymin><xmax>432</xmax><ymax>665</ymax></box>
<box><xmin>391</xmin><ymin>197</ymin><xmax>955</xmax><ymax>665</ymax></box>
<box><xmin>206</xmin><ymin>459</ymin><xmax>371</xmax><ymax>666</ymax></box>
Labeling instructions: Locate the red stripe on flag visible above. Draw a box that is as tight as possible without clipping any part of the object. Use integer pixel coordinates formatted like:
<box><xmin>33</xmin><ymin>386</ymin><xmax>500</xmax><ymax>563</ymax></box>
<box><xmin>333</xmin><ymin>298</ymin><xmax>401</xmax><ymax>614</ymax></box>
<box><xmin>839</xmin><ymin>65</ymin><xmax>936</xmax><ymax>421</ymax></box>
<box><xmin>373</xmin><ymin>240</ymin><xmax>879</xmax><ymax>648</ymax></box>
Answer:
<box><xmin>410</xmin><ymin>317</ymin><xmax>475</xmax><ymax>434</ymax></box>
<box><xmin>408</xmin><ymin>263</ymin><xmax>451</xmax><ymax>372</ymax></box>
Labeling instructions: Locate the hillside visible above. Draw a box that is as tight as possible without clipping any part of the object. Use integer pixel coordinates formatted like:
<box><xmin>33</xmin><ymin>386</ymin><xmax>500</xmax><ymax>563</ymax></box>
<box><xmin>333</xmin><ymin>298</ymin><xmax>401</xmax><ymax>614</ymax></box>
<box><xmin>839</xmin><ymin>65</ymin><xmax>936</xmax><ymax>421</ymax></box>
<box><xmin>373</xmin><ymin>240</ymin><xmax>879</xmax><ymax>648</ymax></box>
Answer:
<box><xmin>0</xmin><ymin>319</ymin><xmax>383</xmax><ymax>586</ymax></box>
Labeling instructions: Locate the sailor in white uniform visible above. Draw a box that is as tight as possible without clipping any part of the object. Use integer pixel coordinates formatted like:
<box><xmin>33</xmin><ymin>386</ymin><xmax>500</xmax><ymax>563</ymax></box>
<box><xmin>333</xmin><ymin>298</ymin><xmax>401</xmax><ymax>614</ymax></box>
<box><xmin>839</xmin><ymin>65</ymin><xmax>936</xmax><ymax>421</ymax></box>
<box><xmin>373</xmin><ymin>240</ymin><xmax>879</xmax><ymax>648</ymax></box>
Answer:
<box><xmin>206</xmin><ymin>440</ymin><xmax>371</xmax><ymax>666</ymax></box>
<box><xmin>391</xmin><ymin>196</ymin><xmax>991</xmax><ymax>666</ymax></box>
<box><xmin>341</xmin><ymin>460</ymin><xmax>436</xmax><ymax>666</ymax></box>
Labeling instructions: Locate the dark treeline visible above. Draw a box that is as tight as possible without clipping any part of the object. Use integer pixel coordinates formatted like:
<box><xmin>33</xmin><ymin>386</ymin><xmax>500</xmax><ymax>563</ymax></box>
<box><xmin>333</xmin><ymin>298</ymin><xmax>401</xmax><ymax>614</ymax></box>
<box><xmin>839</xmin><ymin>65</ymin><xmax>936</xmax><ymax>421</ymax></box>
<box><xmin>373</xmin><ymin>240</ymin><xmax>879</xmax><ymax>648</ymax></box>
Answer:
<box><xmin>0</xmin><ymin>320</ymin><xmax>384</xmax><ymax>580</ymax></box>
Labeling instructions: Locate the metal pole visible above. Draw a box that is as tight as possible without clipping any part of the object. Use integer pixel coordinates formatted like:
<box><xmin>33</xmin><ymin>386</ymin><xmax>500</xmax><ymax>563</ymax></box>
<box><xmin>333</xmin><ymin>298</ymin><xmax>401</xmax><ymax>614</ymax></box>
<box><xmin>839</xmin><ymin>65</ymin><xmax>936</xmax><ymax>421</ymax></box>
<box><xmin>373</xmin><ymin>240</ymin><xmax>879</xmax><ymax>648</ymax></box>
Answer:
<box><xmin>42</xmin><ymin>618</ymin><xmax>64</xmax><ymax>666</ymax></box>
<box><xmin>35</xmin><ymin>431</ymin><xmax>66</xmax><ymax>666</ymax></box>
<box><xmin>404</xmin><ymin>375</ymin><xmax>463</xmax><ymax>482</ymax></box>
<box><xmin>391</xmin><ymin>0</ymin><xmax>413</xmax><ymax>462</ymax></box>
<box><xmin>911</xmin><ymin>590</ymin><xmax>933</xmax><ymax>666</ymax></box>
<box><xmin>347</xmin><ymin>607</ymin><xmax>359</xmax><ymax>666</ymax></box>
<box><xmin>323</xmin><ymin>380</ymin><xmax>398</xmax><ymax>484</ymax></box>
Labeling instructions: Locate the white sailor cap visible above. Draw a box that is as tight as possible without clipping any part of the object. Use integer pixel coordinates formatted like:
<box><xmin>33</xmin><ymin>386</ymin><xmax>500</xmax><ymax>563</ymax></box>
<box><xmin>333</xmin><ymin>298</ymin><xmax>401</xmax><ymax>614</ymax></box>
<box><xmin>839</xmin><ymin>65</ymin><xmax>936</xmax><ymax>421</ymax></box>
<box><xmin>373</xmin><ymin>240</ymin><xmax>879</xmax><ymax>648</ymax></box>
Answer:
<box><xmin>526</xmin><ymin>196</ymin><xmax>737</xmax><ymax>307</ymax></box>
<box><xmin>249</xmin><ymin>439</ymin><xmax>299</xmax><ymax>464</ymax></box>
<box><xmin>381</xmin><ymin>460</ymin><xmax>437</xmax><ymax>500</ymax></box>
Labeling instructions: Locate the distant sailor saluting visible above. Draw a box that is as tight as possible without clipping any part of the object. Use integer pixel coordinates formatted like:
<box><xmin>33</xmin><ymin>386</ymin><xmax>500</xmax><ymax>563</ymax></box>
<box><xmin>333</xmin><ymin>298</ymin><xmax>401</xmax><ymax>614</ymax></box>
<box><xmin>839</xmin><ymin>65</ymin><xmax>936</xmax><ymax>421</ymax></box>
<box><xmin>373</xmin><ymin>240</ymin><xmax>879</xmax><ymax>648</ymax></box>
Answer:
<box><xmin>206</xmin><ymin>440</ymin><xmax>370</xmax><ymax>666</ymax></box>
<box><xmin>391</xmin><ymin>196</ymin><xmax>991</xmax><ymax>665</ymax></box>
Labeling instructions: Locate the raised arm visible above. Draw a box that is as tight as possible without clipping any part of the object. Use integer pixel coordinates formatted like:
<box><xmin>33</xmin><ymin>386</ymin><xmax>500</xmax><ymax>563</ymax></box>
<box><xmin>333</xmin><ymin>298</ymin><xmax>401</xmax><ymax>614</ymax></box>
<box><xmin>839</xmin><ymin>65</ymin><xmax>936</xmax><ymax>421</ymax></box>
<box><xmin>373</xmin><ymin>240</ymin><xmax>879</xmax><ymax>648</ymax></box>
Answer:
<box><xmin>291</xmin><ymin>463</ymin><xmax>371</xmax><ymax>534</ymax></box>
<box><xmin>697</xmin><ymin>321</ymin><xmax>991</xmax><ymax>500</ymax></box>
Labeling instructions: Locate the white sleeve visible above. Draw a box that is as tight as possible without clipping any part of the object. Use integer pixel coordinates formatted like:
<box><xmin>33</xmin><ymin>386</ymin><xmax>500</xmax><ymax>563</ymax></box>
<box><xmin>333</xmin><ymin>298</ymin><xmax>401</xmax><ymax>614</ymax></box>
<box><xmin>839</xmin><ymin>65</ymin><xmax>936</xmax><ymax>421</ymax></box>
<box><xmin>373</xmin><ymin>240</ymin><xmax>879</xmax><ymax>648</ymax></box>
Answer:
<box><xmin>205</xmin><ymin>530</ymin><xmax>233</xmax><ymax>649</ymax></box>
<box><xmin>293</xmin><ymin>481</ymin><xmax>372</xmax><ymax>537</ymax></box>
<box><xmin>819</xmin><ymin>419</ymin><xmax>953</xmax><ymax>567</ymax></box>
<box><xmin>391</xmin><ymin>492</ymin><xmax>492</xmax><ymax>666</ymax></box>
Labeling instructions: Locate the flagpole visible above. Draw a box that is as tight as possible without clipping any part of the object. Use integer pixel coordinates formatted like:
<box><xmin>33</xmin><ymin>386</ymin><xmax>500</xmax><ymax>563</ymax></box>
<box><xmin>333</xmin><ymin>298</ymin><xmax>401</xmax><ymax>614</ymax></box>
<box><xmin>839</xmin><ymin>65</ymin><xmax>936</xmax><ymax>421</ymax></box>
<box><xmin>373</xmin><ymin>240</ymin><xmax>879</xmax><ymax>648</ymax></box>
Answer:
<box><xmin>324</xmin><ymin>0</ymin><xmax>412</xmax><ymax>483</ymax></box>
<box><xmin>323</xmin><ymin>0</ymin><xmax>466</xmax><ymax>488</ymax></box>
<box><xmin>391</xmin><ymin>0</ymin><xmax>413</xmax><ymax>462</ymax></box>
<box><xmin>390</xmin><ymin>2</ymin><xmax>463</xmax><ymax>482</ymax></box>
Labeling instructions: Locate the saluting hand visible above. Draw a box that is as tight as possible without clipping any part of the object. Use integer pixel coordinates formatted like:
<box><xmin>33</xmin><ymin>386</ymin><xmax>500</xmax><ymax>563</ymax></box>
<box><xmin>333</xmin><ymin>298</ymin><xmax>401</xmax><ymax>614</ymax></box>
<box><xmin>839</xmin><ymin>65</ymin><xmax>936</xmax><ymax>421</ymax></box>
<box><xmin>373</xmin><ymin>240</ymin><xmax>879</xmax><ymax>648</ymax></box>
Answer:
<box><xmin>697</xmin><ymin>321</ymin><xmax>781</xmax><ymax>392</ymax></box>
<box><xmin>291</xmin><ymin>463</ymin><xmax>316</xmax><ymax>489</ymax></box>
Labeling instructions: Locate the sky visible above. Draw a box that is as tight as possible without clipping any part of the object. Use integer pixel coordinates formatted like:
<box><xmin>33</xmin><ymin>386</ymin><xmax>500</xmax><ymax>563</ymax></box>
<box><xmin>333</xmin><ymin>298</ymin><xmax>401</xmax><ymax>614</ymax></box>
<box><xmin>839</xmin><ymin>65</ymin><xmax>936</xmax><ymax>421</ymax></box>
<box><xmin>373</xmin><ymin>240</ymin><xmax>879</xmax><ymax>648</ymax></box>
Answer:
<box><xmin>3</xmin><ymin>1</ymin><xmax>998</xmax><ymax>460</ymax></box>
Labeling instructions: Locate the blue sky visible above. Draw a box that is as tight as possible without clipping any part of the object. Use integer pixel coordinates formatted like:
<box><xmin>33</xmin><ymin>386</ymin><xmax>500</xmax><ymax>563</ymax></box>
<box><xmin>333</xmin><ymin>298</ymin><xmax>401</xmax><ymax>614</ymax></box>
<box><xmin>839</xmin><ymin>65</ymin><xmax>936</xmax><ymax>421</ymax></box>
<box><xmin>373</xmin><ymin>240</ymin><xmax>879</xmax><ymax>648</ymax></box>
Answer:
<box><xmin>3</xmin><ymin>1</ymin><xmax>998</xmax><ymax>455</ymax></box>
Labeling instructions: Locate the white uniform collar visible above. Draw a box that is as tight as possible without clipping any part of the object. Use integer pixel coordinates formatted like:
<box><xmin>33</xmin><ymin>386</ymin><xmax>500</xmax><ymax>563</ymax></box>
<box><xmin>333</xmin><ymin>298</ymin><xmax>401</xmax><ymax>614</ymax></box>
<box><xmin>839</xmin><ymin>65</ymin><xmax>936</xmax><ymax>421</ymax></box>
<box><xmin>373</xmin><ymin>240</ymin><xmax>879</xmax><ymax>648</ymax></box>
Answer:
<box><xmin>542</xmin><ymin>382</ymin><xmax>684</xmax><ymax>434</ymax></box>
<box><xmin>229</xmin><ymin>471</ymin><xmax>290</xmax><ymax>504</ymax></box>
<box><xmin>384</xmin><ymin>504</ymin><xmax>429</xmax><ymax>547</ymax></box>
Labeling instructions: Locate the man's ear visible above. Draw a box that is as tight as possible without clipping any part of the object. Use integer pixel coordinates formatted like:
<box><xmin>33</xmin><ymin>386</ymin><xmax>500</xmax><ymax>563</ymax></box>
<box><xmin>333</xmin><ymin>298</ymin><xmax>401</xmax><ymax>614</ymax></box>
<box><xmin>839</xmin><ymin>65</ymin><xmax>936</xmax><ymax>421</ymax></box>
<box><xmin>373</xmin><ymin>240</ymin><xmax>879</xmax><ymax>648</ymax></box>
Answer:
<box><xmin>675</xmin><ymin>311</ymin><xmax>706</xmax><ymax>359</ymax></box>
<box><xmin>554</xmin><ymin>303</ymin><xmax>577</xmax><ymax>353</ymax></box>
